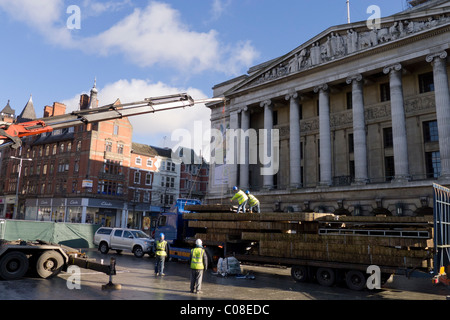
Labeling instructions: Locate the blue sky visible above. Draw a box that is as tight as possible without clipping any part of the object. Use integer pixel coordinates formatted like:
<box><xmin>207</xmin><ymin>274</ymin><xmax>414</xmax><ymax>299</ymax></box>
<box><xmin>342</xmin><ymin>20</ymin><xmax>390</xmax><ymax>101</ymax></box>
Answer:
<box><xmin>0</xmin><ymin>0</ymin><xmax>407</xmax><ymax>149</ymax></box>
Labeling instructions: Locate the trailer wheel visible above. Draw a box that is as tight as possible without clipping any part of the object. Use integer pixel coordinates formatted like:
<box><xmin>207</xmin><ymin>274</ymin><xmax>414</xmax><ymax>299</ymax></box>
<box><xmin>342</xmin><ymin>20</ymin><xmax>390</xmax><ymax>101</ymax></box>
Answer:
<box><xmin>35</xmin><ymin>250</ymin><xmax>64</xmax><ymax>279</ymax></box>
<box><xmin>291</xmin><ymin>266</ymin><xmax>309</xmax><ymax>282</ymax></box>
<box><xmin>345</xmin><ymin>270</ymin><xmax>367</xmax><ymax>291</ymax></box>
<box><xmin>316</xmin><ymin>267</ymin><xmax>335</xmax><ymax>287</ymax></box>
<box><xmin>0</xmin><ymin>251</ymin><xmax>29</xmax><ymax>280</ymax></box>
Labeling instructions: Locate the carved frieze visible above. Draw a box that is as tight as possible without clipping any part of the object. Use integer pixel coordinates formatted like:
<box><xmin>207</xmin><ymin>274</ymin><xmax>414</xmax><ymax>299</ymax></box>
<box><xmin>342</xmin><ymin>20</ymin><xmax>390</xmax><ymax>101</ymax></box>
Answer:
<box><xmin>250</xmin><ymin>14</ymin><xmax>449</xmax><ymax>88</ymax></box>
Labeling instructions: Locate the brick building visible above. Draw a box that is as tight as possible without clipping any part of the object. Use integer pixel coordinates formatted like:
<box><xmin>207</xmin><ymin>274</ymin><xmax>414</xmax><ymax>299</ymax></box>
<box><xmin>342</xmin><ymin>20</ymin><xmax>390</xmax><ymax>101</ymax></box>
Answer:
<box><xmin>0</xmin><ymin>83</ymin><xmax>154</xmax><ymax>230</ymax></box>
<box><xmin>177</xmin><ymin>147</ymin><xmax>209</xmax><ymax>201</ymax></box>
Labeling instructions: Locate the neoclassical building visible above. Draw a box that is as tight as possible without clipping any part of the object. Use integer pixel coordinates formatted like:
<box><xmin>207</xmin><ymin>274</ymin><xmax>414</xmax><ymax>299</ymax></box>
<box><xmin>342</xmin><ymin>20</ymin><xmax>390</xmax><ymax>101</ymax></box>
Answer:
<box><xmin>206</xmin><ymin>0</ymin><xmax>450</xmax><ymax>215</ymax></box>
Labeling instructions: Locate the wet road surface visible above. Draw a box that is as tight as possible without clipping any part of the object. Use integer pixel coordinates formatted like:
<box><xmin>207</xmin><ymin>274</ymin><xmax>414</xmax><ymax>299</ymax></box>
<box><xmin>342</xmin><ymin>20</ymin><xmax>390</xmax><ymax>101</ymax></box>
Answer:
<box><xmin>0</xmin><ymin>249</ymin><xmax>448</xmax><ymax>302</ymax></box>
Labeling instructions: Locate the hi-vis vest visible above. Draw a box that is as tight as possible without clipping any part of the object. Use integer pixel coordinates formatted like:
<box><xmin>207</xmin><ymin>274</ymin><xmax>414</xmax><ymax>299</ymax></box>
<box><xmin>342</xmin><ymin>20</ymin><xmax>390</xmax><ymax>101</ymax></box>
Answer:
<box><xmin>247</xmin><ymin>194</ymin><xmax>259</xmax><ymax>206</ymax></box>
<box><xmin>156</xmin><ymin>240</ymin><xmax>167</xmax><ymax>256</ymax></box>
<box><xmin>190</xmin><ymin>247</ymin><xmax>205</xmax><ymax>270</ymax></box>
<box><xmin>232</xmin><ymin>190</ymin><xmax>248</xmax><ymax>205</ymax></box>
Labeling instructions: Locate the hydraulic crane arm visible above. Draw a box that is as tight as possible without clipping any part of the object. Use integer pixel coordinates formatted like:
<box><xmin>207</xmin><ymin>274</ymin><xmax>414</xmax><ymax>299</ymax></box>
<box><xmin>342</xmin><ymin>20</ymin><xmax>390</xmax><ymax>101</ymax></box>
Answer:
<box><xmin>0</xmin><ymin>93</ymin><xmax>225</xmax><ymax>150</ymax></box>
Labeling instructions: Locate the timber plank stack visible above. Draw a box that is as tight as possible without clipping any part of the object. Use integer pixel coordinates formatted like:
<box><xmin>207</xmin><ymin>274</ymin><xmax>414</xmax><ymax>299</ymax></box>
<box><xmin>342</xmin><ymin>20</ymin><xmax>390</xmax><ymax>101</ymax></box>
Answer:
<box><xmin>183</xmin><ymin>205</ymin><xmax>434</xmax><ymax>269</ymax></box>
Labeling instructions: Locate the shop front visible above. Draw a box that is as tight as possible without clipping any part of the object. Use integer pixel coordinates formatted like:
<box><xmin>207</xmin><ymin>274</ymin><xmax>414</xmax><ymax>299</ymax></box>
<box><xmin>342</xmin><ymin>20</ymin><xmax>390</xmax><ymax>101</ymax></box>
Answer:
<box><xmin>126</xmin><ymin>203</ymin><xmax>160</xmax><ymax>233</ymax></box>
<box><xmin>1</xmin><ymin>196</ymin><xmax>16</xmax><ymax>219</ymax></box>
<box><xmin>87</xmin><ymin>198</ymin><xmax>124</xmax><ymax>227</ymax></box>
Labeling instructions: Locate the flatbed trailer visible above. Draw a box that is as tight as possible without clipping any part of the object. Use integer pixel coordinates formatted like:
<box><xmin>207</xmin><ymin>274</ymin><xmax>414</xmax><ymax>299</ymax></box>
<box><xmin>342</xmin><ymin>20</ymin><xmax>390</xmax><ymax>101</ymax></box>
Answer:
<box><xmin>0</xmin><ymin>239</ymin><xmax>113</xmax><ymax>280</ymax></box>
<box><xmin>180</xmin><ymin>209</ymin><xmax>434</xmax><ymax>291</ymax></box>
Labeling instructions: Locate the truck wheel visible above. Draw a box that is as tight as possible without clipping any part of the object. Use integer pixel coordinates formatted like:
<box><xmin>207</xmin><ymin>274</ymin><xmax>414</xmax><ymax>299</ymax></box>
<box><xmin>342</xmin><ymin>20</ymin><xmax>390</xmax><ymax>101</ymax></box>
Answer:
<box><xmin>99</xmin><ymin>242</ymin><xmax>109</xmax><ymax>254</ymax></box>
<box><xmin>35</xmin><ymin>250</ymin><xmax>64</xmax><ymax>279</ymax></box>
<box><xmin>345</xmin><ymin>270</ymin><xmax>367</xmax><ymax>291</ymax></box>
<box><xmin>316</xmin><ymin>267</ymin><xmax>335</xmax><ymax>287</ymax></box>
<box><xmin>291</xmin><ymin>266</ymin><xmax>309</xmax><ymax>282</ymax></box>
<box><xmin>0</xmin><ymin>251</ymin><xmax>29</xmax><ymax>280</ymax></box>
<box><xmin>133</xmin><ymin>245</ymin><xmax>144</xmax><ymax>258</ymax></box>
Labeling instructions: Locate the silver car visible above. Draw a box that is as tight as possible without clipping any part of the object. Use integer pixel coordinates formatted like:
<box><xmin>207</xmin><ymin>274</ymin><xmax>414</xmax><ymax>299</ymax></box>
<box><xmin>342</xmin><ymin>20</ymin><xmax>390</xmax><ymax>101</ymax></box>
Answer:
<box><xmin>94</xmin><ymin>227</ymin><xmax>154</xmax><ymax>258</ymax></box>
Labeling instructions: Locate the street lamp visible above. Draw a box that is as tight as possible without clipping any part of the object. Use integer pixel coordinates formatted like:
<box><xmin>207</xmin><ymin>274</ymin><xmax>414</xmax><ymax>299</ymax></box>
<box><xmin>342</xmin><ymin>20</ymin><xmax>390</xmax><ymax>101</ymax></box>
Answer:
<box><xmin>11</xmin><ymin>149</ymin><xmax>32</xmax><ymax>219</ymax></box>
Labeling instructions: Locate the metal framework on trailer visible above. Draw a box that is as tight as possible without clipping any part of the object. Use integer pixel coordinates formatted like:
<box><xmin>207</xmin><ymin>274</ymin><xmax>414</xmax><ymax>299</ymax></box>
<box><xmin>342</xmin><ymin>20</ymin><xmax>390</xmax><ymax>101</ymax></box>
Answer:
<box><xmin>433</xmin><ymin>183</ymin><xmax>450</xmax><ymax>273</ymax></box>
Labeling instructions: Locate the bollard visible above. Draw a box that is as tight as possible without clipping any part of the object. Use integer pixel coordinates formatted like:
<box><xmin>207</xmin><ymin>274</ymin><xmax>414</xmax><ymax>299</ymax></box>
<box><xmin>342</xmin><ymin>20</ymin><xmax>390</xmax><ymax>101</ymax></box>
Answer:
<box><xmin>101</xmin><ymin>257</ymin><xmax>122</xmax><ymax>290</ymax></box>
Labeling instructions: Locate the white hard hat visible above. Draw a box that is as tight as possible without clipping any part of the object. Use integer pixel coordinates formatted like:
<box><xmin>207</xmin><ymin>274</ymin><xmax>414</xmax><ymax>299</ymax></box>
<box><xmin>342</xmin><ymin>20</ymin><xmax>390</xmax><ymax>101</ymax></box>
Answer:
<box><xmin>195</xmin><ymin>239</ymin><xmax>203</xmax><ymax>246</ymax></box>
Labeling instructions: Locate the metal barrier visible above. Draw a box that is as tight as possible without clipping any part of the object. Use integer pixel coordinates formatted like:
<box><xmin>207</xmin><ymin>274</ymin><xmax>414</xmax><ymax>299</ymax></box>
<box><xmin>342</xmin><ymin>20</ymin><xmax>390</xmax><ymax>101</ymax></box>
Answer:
<box><xmin>433</xmin><ymin>183</ymin><xmax>450</xmax><ymax>273</ymax></box>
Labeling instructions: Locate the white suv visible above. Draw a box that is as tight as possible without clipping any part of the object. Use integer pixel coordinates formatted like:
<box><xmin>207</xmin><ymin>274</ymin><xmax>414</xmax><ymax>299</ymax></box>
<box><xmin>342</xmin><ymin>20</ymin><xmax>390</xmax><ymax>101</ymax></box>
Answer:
<box><xmin>94</xmin><ymin>227</ymin><xmax>155</xmax><ymax>258</ymax></box>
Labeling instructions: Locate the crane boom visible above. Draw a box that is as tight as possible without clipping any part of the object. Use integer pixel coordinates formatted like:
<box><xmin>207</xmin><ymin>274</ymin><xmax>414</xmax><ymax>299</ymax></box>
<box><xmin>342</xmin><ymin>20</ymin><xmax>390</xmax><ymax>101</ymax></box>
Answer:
<box><xmin>0</xmin><ymin>93</ymin><xmax>225</xmax><ymax>150</ymax></box>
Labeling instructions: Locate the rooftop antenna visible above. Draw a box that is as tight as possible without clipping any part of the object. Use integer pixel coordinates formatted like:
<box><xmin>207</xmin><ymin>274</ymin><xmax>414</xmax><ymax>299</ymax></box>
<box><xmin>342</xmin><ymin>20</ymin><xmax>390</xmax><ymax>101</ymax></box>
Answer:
<box><xmin>347</xmin><ymin>0</ymin><xmax>351</xmax><ymax>23</ymax></box>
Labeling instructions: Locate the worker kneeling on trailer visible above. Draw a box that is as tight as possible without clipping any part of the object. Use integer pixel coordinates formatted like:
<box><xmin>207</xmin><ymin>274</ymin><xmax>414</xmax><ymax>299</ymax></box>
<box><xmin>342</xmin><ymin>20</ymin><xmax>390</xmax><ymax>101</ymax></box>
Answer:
<box><xmin>230</xmin><ymin>186</ymin><xmax>248</xmax><ymax>213</ymax></box>
<box><xmin>245</xmin><ymin>190</ymin><xmax>260</xmax><ymax>213</ymax></box>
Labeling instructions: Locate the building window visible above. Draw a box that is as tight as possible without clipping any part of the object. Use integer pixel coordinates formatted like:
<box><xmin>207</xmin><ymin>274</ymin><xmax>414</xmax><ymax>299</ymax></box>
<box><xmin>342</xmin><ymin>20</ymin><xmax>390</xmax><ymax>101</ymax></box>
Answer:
<box><xmin>423</xmin><ymin>120</ymin><xmax>439</xmax><ymax>142</ymax></box>
<box><xmin>105</xmin><ymin>141</ymin><xmax>112</xmax><ymax>152</ymax></box>
<box><xmin>383</xmin><ymin>127</ymin><xmax>393</xmax><ymax>148</ymax></box>
<box><xmin>349</xmin><ymin>160</ymin><xmax>355</xmax><ymax>180</ymax></box>
<box><xmin>114</xmin><ymin>124</ymin><xmax>119</xmax><ymax>135</ymax></box>
<box><xmin>76</xmin><ymin>141</ymin><xmax>82</xmax><ymax>152</ymax></box>
<box><xmin>98</xmin><ymin>180</ymin><xmax>122</xmax><ymax>195</ymax></box>
<box><xmin>143</xmin><ymin>191</ymin><xmax>150</xmax><ymax>203</ymax></box>
<box><xmin>52</xmin><ymin>145</ymin><xmax>57</xmax><ymax>155</ymax></box>
<box><xmin>146</xmin><ymin>159</ymin><xmax>153</xmax><ymax>167</ymax></box>
<box><xmin>348</xmin><ymin>133</ymin><xmax>354</xmax><ymax>153</ymax></box>
<box><xmin>134</xmin><ymin>171</ymin><xmax>141</xmax><ymax>184</ymax></box>
<box><xmin>385</xmin><ymin>156</ymin><xmax>395</xmax><ymax>181</ymax></box>
<box><xmin>135</xmin><ymin>157</ymin><xmax>142</xmax><ymax>165</ymax></box>
<box><xmin>425</xmin><ymin>151</ymin><xmax>441</xmax><ymax>178</ymax></box>
<box><xmin>145</xmin><ymin>173</ymin><xmax>152</xmax><ymax>185</ymax></box>
<box><xmin>380</xmin><ymin>82</ymin><xmax>390</xmax><ymax>102</ymax></box>
<box><xmin>419</xmin><ymin>72</ymin><xmax>434</xmax><ymax>93</ymax></box>
<box><xmin>133</xmin><ymin>190</ymin><xmax>140</xmax><ymax>202</ymax></box>
<box><xmin>346</xmin><ymin>91</ymin><xmax>352</xmax><ymax>109</ymax></box>
<box><xmin>117</xmin><ymin>143</ymin><xmax>124</xmax><ymax>154</ymax></box>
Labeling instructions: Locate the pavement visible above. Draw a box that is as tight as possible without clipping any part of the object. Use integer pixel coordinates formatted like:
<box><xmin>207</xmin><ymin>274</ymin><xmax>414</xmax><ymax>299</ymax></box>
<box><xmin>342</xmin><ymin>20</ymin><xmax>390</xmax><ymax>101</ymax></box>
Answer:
<box><xmin>0</xmin><ymin>249</ymin><xmax>449</xmax><ymax>317</ymax></box>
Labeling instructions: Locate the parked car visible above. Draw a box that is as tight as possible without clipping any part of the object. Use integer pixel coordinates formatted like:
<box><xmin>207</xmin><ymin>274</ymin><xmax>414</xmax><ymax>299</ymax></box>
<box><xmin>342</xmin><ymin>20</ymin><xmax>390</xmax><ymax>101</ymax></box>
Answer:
<box><xmin>94</xmin><ymin>227</ymin><xmax>155</xmax><ymax>258</ymax></box>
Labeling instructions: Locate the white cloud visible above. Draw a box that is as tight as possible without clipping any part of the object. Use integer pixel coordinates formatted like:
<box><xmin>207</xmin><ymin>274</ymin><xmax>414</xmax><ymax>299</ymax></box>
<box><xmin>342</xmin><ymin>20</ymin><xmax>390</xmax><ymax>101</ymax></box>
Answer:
<box><xmin>81</xmin><ymin>0</ymin><xmax>132</xmax><ymax>16</ymax></box>
<box><xmin>0</xmin><ymin>0</ymin><xmax>259</xmax><ymax>75</ymax></box>
<box><xmin>84</xmin><ymin>1</ymin><xmax>259</xmax><ymax>74</ymax></box>
<box><xmin>61</xmin><ymin>78</ymin><xmax>212</xmax><ymax>150</ymax></box>
<box><xmin>210</xmin><ymin>0</ymin><xmax>232</xmax><ymax>21</ymax></box>
<box><xmin>0</xmin><ymin>0</ymin><xmax>74</xmax><ymax>46</ymax></box>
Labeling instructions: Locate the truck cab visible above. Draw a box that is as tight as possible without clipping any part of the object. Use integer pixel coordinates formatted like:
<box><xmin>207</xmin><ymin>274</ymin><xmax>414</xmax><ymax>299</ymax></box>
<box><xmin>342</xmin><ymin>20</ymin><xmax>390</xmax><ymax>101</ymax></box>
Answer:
<box><xmin>155</xmin><ymin>199</ymin><xmax>201</xmax><ymax>261</ymax></box>
<box><xmin>156</xmin><ymin>199</ymin><xmax>201</xmax><ymax>243</ymax></box>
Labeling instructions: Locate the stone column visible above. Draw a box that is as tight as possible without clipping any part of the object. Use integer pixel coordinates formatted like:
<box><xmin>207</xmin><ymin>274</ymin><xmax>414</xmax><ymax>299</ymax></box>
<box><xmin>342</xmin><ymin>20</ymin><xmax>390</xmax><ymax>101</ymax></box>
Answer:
<box><xmin>285</xmin><ymin>90</ymin><xmax>302</xmax><ymax>188</ymax></box>
<box><xmin>260</xmin><ymin>99</ymin><xmax>274</xmax><ymax>189</ymax></box>
<box><xmin>314</xmin><ymin>84</ymin><xmax>332</xmax><ymax>186</ymax></box>
<box><xmin>239</xmin><ymin>106</ymin><xmax>250</xmax><ymax>189</ymax></box>
<box><xmin>227</xmin><ymin>110</ymin><xmax>240</xmax><ymax>190</ymax></box>
<box><xmin>383</xmin><ymin>63</ymin><xmax>410</xmax><ymax>182</ymax></box>
<box><xmin>346</xmin><ymin>74</ymin><xmax>368</xmax><ymax>184</ymax></box>
<box><xmin>426</xmin><ymin>51</ymin><xmax>450</xmax><ymax>179</ymax></box>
